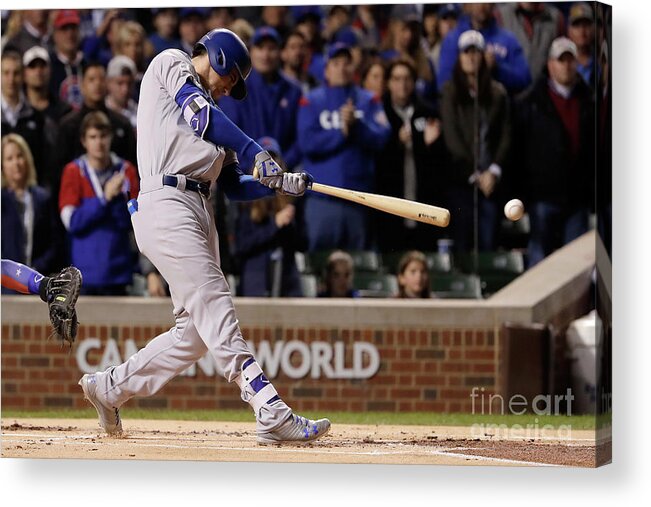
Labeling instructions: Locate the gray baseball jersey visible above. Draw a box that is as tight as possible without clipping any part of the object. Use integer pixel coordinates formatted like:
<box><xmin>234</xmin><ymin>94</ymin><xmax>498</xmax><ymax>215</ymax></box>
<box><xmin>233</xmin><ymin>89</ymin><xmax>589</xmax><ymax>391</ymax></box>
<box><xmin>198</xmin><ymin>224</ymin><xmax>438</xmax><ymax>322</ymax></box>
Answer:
<box><xmin>136</xmin><ymin>49</ymin><xmax>225</xmax><ymax>182</ymax></box>
<box><xmin>91</xmin><ymin>48</ymin><xmax>292</xmax><ymax>434</ymax></box>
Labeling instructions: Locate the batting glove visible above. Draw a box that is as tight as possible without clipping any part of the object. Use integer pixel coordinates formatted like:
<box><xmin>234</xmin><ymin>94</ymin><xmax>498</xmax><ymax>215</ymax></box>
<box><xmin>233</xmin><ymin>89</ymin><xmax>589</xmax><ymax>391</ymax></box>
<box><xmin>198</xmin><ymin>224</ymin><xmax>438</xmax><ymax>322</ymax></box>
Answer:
<box><xmin>254</xmin><ymin>151</ymin><xmax>284</xmax><ymax>190</ymax></box>
<box><xmin>278</xmin><ymin>172</ymin><xmax>313</xmax><ymax>197</ymax></box>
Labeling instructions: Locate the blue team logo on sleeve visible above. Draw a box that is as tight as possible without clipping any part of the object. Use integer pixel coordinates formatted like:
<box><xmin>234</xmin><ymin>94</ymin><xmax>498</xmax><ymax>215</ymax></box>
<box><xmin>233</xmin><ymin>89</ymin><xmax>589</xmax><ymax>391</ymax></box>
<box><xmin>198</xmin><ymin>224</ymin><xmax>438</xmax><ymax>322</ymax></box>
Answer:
<box><xmin>127</xmin><ymin>199</ymin><xmax>139</xmax><ymax>215</ymax></box>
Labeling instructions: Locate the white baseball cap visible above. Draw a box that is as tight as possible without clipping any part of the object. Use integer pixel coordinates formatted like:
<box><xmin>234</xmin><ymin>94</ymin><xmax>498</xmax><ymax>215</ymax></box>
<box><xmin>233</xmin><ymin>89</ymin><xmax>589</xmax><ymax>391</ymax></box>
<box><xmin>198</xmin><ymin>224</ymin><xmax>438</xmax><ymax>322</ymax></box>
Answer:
<box><xmin>23</xmin><ymin>46</ymin><xmax>50</xmax><ymax>66</ymax></box>
<box><xmin>106</xmin><ymin>55</ymin><xmax>137</xmax><ymax>78</ymax></box>
<box><xmin>458</xmin><ymin>30</ymin><xmax>485</xmax><ymax>52</ymax></box>
<box><xmin>548</xmin><ymin>37</ymin><xmax>578</xmax><ymax>60</ymax></box>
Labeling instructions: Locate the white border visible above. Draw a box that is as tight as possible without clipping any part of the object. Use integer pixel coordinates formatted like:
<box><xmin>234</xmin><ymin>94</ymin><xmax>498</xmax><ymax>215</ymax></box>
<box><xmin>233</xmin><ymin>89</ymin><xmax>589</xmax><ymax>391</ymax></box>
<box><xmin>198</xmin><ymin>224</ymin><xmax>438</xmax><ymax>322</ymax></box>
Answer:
<box><xmin>2</xmin><ymin>0</ymin><xmax>649</xmax><ymax>506</ymax></box>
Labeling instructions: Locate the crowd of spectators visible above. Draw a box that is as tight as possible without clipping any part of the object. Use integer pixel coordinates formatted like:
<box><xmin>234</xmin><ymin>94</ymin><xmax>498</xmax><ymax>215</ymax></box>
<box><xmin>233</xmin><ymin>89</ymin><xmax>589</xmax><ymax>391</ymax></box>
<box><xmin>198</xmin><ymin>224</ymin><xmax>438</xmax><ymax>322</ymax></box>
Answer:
<box><xmin>1</xmin><ymin>3</ymin><xmax>611</xmax><ymax>298</ymax></box>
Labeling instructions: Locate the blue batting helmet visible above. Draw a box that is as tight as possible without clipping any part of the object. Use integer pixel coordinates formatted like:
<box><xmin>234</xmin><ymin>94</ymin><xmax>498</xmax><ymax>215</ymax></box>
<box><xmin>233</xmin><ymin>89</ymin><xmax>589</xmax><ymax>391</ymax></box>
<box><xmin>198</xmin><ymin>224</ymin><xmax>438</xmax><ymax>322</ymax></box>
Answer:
<box><xmin>193</xmin><ymin>28</ymin><xmax>251</xmax><ymax>100</ymax></box>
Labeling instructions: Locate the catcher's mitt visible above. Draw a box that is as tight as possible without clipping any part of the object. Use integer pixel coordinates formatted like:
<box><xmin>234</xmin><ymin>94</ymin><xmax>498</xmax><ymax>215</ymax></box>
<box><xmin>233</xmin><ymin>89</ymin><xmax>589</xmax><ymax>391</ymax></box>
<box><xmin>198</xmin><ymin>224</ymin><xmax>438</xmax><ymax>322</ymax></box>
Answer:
<box><xmin>44</xmin><ymin>266</ymin><xmax>82</xmax><ymax>347</ymax></box>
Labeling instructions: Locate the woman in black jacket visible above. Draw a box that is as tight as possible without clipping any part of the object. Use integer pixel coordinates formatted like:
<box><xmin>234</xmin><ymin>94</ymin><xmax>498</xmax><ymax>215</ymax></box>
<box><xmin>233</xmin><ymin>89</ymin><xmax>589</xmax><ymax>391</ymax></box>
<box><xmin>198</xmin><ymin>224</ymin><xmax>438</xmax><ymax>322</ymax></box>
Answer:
<box><xmin>1</xmin><ymin>134</ymin><xmax>62</xmax><ymax>291</ymax></box>
<box><xmin>375</xmin><ymin>59</ymin><xmax>444</xmax><ymax>252</ymax></box>
<box><xmin>440</xmin><ymin>30</ymin><xmax>511</xmax><ymax>254</ymax></box>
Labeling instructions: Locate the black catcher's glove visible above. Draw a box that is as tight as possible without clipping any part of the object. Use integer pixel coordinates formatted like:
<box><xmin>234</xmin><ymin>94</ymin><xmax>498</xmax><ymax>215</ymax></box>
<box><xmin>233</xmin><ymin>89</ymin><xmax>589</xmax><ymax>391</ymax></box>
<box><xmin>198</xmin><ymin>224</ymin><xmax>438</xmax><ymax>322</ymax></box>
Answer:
<box><xmin>40</xmin><ymin>267</ymin><xmax>82</xmax><ymax>347</ymax></box>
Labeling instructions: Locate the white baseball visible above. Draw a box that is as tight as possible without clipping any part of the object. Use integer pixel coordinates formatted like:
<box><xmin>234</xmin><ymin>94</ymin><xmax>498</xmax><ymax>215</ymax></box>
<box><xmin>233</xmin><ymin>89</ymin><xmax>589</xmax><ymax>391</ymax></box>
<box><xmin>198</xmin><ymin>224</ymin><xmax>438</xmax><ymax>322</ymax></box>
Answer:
<box><xmin>504</xmin><ymin>199</ymin><xmax>524</xmax><ymax>221</ymax></box>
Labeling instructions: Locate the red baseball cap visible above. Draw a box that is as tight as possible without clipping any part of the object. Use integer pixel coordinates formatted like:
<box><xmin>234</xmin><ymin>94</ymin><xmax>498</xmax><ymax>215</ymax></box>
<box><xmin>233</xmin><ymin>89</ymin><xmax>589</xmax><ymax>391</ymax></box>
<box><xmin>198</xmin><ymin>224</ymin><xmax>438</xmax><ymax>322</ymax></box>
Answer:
<box><xmin>54</xmin><ymin>10</ymin><xmax>81</xmax><ymax>29</ymax></box>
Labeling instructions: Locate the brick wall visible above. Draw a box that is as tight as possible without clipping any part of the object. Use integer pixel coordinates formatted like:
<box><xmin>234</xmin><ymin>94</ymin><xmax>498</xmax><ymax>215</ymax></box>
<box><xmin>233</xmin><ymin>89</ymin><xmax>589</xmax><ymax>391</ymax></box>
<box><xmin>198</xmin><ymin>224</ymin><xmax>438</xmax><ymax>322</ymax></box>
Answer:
<box><xmin>1</xmin><ymin>322</ymin><xmax>498</xmax><ymax>413</ymax></box>
<box><xmin>2</xmin><ymin>234</ymin><xmax>596</xmax><ymax>414</ymax></box>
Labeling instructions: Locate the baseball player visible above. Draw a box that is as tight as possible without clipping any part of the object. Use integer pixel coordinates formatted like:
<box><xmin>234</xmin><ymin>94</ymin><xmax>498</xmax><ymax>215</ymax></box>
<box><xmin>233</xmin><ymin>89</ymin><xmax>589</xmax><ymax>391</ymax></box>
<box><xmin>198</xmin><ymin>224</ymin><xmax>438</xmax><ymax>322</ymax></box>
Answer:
<box><xmin>78</xmin><ymin>29</ymin><xmax>330</xmax><ymax>444</ymax></box>
<box><xmin>1</xmin><ymin>259</ymin><xmax>82</xmax><ymax>345</ymax></box>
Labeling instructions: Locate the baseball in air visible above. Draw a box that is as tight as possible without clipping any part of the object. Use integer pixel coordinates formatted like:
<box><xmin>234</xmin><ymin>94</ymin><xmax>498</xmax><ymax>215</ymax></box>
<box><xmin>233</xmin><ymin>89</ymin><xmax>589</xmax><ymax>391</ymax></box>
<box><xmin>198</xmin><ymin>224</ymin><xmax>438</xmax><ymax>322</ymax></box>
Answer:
<box><xmin>504</xmin><ymin>199</ymin><xmax>524</xmax><ymax>221</ymax></box>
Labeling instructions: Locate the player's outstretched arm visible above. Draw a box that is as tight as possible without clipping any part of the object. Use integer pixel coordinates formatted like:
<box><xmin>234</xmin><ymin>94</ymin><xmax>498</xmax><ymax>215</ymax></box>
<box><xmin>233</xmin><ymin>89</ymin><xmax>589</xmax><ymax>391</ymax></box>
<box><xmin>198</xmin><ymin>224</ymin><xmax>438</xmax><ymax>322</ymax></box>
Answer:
<box><xmin>175</xmin><ymin>81</ymin><xmax>285</xmax><ymax>189</ymax></box>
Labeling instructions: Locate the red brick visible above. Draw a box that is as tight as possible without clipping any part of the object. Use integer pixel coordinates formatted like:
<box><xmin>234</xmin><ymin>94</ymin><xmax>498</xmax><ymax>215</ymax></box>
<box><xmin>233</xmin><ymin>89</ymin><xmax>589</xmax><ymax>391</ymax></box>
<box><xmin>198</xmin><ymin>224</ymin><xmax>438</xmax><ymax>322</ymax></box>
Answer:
<box><xmin>408</xmin><ymin>330</ymin><xmax>418</xmax><ymax>345</ymax></box>
<box><xmin>449</xmin><ymin>402</ymin><xmax>462</xmax><ymax>412</ymax></box>
<box><xmin>476</xmin><ymin>330</ymin><xmax>485</xmax><ymax>346</ymax></box>
<box><xmin>442</xmin><ymin>330</ymin><xmax>451</xmax><ymax>346</ymax></box>
<box><xmin>170</xmin><ymin>399</ymin><xmax>185</xmax><ymax>410</ymax></box>
<box><xmin>423</xmin><ymin>362</ymin><xmax>439</xmax><ymax>373</ymax></box>
<box><xmin>20</xmin><ymin>383</ymin><xmax>49</xmax><ymax>393</ymax></box>
<box><xmin>473</xmin><ymin>363</ymin><xmax>495</xmax><ymax>373</ymax></box>
<box><xmin>448</xmin><ymin>376</ymin><xmax>462</xmax><ymax>386</ymax></box>
<box><xmin>440</xmin><ymin>389</ymin><xmax>469</xmax><ymax>400</ymax></box>
<box><xmin>465</xmin><ymin>331</ymin><xmax>473</xmax><ymax>346</ymax></box>
<box><xmin>43</xmin><ymin>370</ymin><xmax>72</xmax><ymax>381</ymax></box>
<box><xmin>441</xmin><ymin>363</ymin><xmax>468</xmax><ymax>373</ymax></box>
<box><xmin>465</xmin><ymin>350</ymin><xmax>494</xmax><ymax>361</ymax></box>
<box><xmin>321</xmin><ymin>400</ymin><xmax>349</xmax><ymax>411</ymax></box>
<box><xmin>398</xmin><ymin>401</ymin><xmax>413</xmax><ymax>411</ymax></box>
<box><xmin>415</xmin><ymin>374</ymin><xmax>445</xmax><ymax>385</ymax></box>
<box><xmin>399</xmin><ymin>349</ymin><xmax>412</xmax><ymax>360</ymax></box>
<box><xmin>391</xmin><ymin>388</ymin><xmax>420</xmax><ymax>398</ymax></box>
<box><xmin>379</xmin><ymin>348</ymin><xmax>396</xmax><ymax>359</ymax></box>
<box><xmin>2</xmin><ymin>396</ymin><xmax>26</xmax><ymax>407</ymax></box>
<box><xmin>33</xmin><ymin>326</ymin><xmax>44</xmax><ymax>340</ymax></box>
<box><xmin>453</xmin><ymin>331</ymin><xmax>462</xmax><ymax>346</ymax></box>
<box><xmin>3</xmin><ymin>357</ymin><xmax>17</xmax><ymax>367</ymax></box>
<box><xmin>350</xmin><ymin>401</ymin><xmax>364</xmax><ymax>411</ymax></box>
<box><xmin>414</xmin><ymin>401</ymin><xmax>446</xmax><ymax>411</ymax></box>
<box><xmin>22</xmin><ymin>325</ymin><xmax>32</xmax><ymax>340</ymax></box>
<box><xmin>390</xmin><ymin>361</ymin><xmax>422</xmax><ymax>372</ymax></box>
<box><xmin>3</xmin><ymin>343</ymin><xmax>25</xmax><ymax>353</ymax></box>
<box><xmin>100</xmin><ymin>326</ymin><xmax>107</xmax><ymax>340</ymax></box>
<box><xmin>341</xmin><ymin>387</ymin><xmax>365</xmax><ymax>397</ymax></box>
<box><xmin>324</xmin><ymin>387</ymin><xmax>339</xmax><ymax>397</ymax></box>
<box><xmin>370</xmin><ymin>374</ymin><xmax>398</xmax><ymax>385</ymax></box>
<box><xmin>397</xmin><ymin>330</ymin><xmax>406</xmax><ymax>345</ymax></box>
<box><xmin>2</xmin><ymin>370</ymin><xmax>25</xmax><ymax>380</ymax></box>
<box><xmin>398</xmin><ymin>375</ymin><xmax>413</xmax><ymax>386</ymax></box>
<box><xmin>187</xmin><ymin>399</ymin><xmax>218</xmax><ymax>409</ymax></box>
<box><xmin>449</xmin><ymin>350</ymin><xmax>461</xmax><ymax>360</ymax></box>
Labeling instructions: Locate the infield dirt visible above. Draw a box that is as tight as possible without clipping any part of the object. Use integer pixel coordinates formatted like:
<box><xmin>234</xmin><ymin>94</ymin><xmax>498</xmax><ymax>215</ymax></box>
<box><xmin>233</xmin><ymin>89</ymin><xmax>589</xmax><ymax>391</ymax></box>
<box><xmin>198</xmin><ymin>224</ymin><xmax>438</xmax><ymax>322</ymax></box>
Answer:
<box><xmin>1</xmin><ymin>418</ymin><xmax>609</xmax><ymax>467</ymax></box>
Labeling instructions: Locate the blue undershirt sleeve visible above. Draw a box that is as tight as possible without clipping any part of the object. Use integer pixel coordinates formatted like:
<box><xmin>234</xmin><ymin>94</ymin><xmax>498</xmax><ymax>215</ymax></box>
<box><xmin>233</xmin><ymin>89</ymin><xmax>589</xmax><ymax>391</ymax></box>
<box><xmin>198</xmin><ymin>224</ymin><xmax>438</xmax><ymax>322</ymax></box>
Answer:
<box><xmin>175</xmin><ymin>81</ymin><xmax>263</xmax><ymax>166</ymax></box>
<box><xmin>218</xmin><ymin>163</ymin><xmax>274</xmax><ymax>201</ymax></box>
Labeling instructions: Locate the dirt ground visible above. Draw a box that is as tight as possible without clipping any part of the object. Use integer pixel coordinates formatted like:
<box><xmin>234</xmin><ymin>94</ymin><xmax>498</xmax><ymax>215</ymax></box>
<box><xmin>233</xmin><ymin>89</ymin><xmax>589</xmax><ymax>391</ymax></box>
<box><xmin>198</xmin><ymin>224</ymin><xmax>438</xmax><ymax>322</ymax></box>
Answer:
<box><xmin>1</xmin><ymin>418</ymin><xmax>610</xmax><ymax>467</ymax></box>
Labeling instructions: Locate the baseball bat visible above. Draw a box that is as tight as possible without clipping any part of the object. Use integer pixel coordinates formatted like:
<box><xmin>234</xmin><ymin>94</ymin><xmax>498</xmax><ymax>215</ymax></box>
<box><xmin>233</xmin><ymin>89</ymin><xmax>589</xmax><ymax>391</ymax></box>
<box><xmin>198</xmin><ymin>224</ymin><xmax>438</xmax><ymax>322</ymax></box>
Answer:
<box><xmin>252</xmin><ymin>167</ymin><xmax>450</xmax><ymax>228</ymax></box>
<box><xmin>308</xmin><ymin>182</ymin><xmax>450</xmax><ymax>228</ymax></box>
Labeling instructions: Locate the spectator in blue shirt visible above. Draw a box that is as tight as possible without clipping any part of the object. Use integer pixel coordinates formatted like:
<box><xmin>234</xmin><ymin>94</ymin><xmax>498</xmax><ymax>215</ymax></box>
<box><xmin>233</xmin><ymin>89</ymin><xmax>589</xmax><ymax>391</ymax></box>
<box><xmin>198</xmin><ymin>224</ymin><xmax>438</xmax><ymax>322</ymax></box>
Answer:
<box><xmin>148</xmin><ymin>8</ymin><xmax>183</xmax><ymax>56</ymax></box>
<box><xmin>437</xmin><ymin>3</ymin><xmax>532</xmax><ymax>95</ymax></box>
<box><xmin>297</xmin><ymin>43</ymin><xmax>391</xmax><ymax>251</ymax></box>
<box><xmin>219</xmin><ymin>26</ymin><xmax>303</xmax><ymax>171</ymax></box>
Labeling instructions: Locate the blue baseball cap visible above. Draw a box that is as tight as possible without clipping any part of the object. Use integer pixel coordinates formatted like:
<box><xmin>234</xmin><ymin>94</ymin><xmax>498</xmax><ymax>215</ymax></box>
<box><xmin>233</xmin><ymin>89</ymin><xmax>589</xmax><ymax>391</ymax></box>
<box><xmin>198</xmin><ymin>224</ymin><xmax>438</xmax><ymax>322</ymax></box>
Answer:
<box><xmin>179</xmin><ymin>7</ymin><xmax>209</xmax><ymax>20</ymax></box>
<box><xmin>439</xmin><ymin>3</ymin><xmax>462</xmax><ymax>18</ymax></box>
<box><xmin>252</xmin><ymin>26</ymin><xmax>282</xmax><ymax>47</ymax></box>
<box><xmin>291</xmin><ymin>5</ymin><xmax>323</xmax><ymax>24</ymax></box>
<box><xmin>257</xmin><ymin>136</ymin><xmax>282</xmax><ymax>157</ymax></box>
<box><xmin>327</xmin><ymin>42</ymin><xmax>352</xmax><ymax>61</ymax></box>
<box><xmin>331</xmin><ymin>27</ymin><xmax>358</xmax><ymax>47</ymax></box>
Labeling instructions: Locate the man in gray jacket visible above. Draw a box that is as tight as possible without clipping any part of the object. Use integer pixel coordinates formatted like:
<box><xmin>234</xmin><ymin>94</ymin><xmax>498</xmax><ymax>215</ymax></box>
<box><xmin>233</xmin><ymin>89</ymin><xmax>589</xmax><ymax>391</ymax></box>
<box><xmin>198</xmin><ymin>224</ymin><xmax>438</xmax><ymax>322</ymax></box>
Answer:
<box><xmin>496</xmin><ymin>3</ymin><xmax>565</xmax><ymax>86</ymax></box>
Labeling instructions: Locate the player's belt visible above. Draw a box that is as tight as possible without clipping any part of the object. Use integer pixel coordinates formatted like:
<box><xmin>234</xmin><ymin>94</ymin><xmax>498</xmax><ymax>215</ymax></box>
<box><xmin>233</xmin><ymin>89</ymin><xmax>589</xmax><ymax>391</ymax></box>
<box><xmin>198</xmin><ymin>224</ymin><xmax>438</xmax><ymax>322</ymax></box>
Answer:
<box><xmin>162</xmin><ymin>175</ymin><xmax>211</xmax><ymax>198</ymax></box>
